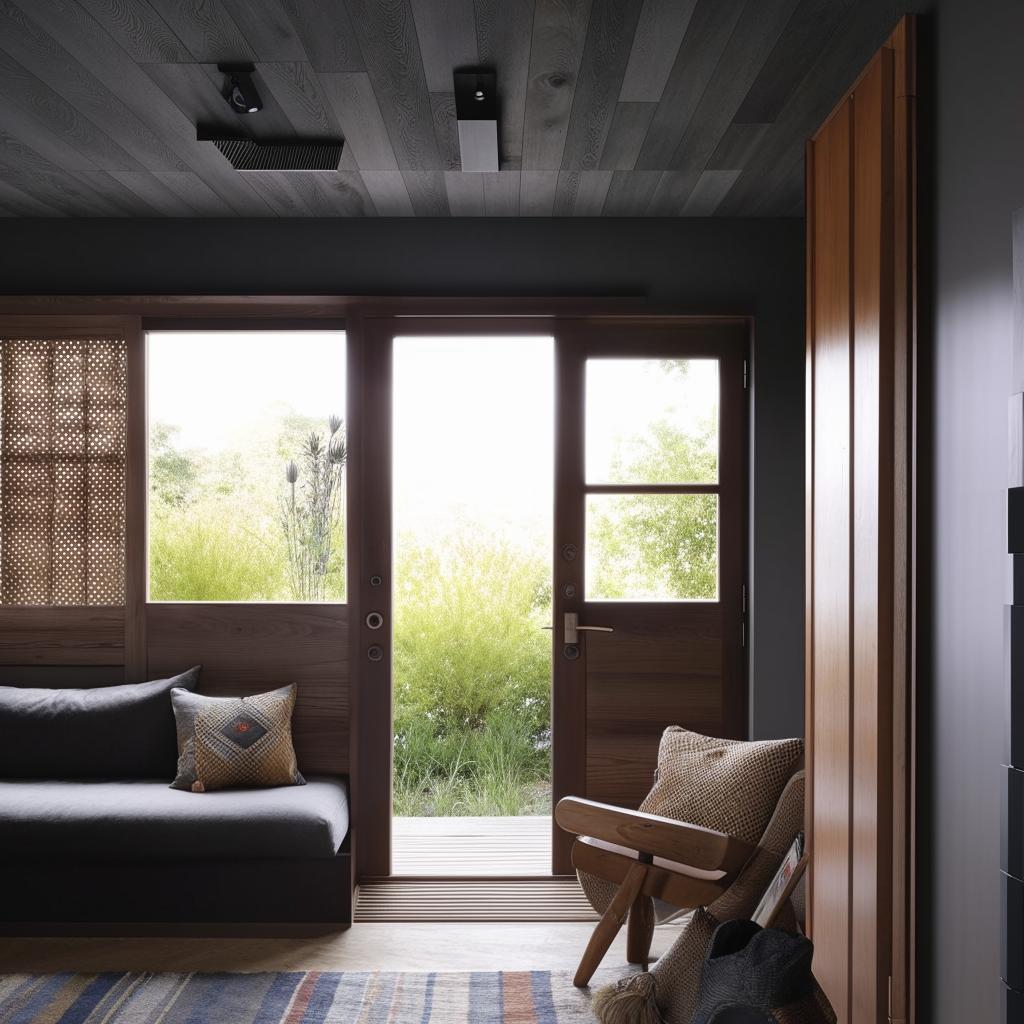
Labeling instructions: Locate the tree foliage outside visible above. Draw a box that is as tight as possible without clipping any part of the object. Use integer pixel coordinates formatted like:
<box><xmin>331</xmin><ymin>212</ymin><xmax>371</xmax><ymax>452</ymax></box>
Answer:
<box><xmin>588</xmin><ymin>361</ymin><xmax>719</xmax><ymax>601</ymax></box>
<box><xmin>148</xmin><ymin>413</ymin><xmax>346</xmax><ymax>602</ymax></box>
<box><xmin>148</xmin><ymin>367</ymin><xmax>719</xmax><ymax>815</ymax></box>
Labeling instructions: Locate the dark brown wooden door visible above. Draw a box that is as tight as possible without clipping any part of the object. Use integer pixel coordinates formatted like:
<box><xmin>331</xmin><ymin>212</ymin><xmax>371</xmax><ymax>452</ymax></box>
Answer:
<box><xmin>551</xmin><ymin>319</ymin><xmax>749</xmax><ymax>873</ymax></box>
<box><xmin>353</xmin><ymin>314</ymin><xmax>748</xmax><ymax>879</ymax></box>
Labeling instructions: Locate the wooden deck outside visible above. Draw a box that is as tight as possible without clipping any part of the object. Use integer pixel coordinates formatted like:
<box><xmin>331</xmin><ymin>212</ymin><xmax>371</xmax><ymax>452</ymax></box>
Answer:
<box><xmin>392</xmin><ymin>815</ymin><xmax>552</xmax><ymax>876</ymax></box>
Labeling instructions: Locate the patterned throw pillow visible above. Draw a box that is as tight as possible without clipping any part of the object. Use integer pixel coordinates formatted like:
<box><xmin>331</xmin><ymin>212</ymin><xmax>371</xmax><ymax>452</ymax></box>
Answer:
<box><xmin>170</xmin><ymin>684</ymin><xmax>305</xmax><ymax>792</ymax></box>
<box><xmin>641</xmin><ymin>727</ymin><xmax>804</xmax><ymax>846</ymax></box>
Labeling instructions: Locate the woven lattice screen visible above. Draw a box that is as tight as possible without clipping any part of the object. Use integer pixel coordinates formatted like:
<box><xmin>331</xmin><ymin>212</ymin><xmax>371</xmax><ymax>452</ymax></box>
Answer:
<box><xmin>0</xmin><ymin>337</ymin><xmax>127</xmax><ymax>605</ymax></box>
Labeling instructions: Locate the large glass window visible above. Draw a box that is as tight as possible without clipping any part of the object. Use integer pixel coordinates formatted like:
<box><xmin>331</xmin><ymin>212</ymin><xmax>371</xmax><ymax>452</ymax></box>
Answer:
<box><xmin>585</xmin><ymin>357</ymin><xmax>720</xmax><ymax>601</ymax></box>
<box><xmin>147</xmin><ymin>331</ymin><xmax>346</xmax><ymax>602</ymax></box>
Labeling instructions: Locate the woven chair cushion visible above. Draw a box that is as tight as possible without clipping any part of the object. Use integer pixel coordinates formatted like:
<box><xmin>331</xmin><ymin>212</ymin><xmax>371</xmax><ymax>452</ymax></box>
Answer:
<box><xmin>171</xmin><ymin>684</ymin><xmax>305</xmax><ymax>793</ymax></box>
<box><xmin>640</xmin><ymin>728</ymin><xmax>804</xmax><ymax>846</ymax></box>
<box><xmin>579</xmin><ymin>729</ymin><xmax>803</xmax><ymax>918</ymax></box>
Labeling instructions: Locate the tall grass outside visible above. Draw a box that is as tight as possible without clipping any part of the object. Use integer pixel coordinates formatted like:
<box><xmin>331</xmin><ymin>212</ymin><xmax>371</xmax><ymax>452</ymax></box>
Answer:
<box><xmin>148</xmin><ymin>336</ymin><xmax>718</xmax><ymax>819</ymax></box>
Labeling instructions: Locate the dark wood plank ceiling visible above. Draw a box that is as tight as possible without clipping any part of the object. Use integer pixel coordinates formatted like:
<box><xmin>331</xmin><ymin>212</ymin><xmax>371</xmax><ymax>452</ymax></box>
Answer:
<box><xmin>0</xmin><ymin>0</ymin><xmax>902</xmax><ymax>217</ymax></box>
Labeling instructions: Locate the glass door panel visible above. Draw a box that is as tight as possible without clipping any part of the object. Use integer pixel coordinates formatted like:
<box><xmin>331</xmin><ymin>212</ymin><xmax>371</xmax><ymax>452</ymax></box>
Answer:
<box><xmin>390</xmin><ymin>336</ymin><xmax>554</xmax><ymax>876</ymax></box>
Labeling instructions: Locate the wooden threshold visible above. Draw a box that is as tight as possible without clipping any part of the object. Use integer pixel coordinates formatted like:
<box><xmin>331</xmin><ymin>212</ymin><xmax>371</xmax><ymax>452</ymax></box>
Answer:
<box><xmin>354</xmin><ymin>878</ymin><xmax>597</xmax><ymax>923</ymax></box>
<box><xmin>392</xmin><ymin>815</ymin><xmax>552</xmax><ymax>877</ymax></box>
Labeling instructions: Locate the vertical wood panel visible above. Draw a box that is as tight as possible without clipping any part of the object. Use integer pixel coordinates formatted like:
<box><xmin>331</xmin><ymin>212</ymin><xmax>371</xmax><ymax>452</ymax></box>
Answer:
<box><xmin>851</xmin><ymin>52</ymin><xmax>894</xmax><ymax>1024</ymax></box>
<box><xmin>806</xmin><ymin>19</ymin><xmax>914</xmax><ymax>1023</ymax></box>
<box><xmin>123</xmin><ymin>317</ymin><xmax>147</xmax><ymax>680</ymax></box>
<box><xmin>353</xmin><ymin>319</ymin><xmax>395</xmax><ymax>877</ymax></box>
<box><xmin>810</xmin><ymin>98</ymin><xmax>852</xmax><ymax>1022</ymax></box>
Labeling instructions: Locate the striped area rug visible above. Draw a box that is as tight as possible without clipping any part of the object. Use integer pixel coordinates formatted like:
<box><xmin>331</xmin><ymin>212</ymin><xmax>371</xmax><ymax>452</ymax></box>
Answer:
<box><xmin>0</xmin><ymin>970</ymin><xmax>607</xmax><ymax>1023</ymax></box>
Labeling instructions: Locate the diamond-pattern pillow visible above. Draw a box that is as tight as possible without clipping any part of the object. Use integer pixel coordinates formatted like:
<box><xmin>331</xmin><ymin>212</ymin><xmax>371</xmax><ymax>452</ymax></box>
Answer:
<box><xmin>170</xmin><ymin>684</ymin><xmax>305</xmax><ymax>792</ymax></box>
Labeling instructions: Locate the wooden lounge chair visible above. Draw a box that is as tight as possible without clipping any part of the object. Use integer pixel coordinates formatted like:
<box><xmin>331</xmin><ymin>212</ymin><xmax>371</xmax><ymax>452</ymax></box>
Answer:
<box><xmin>555</xmin><ymin>729</ymin><xmax>805</xmax><ymax>989</ymax></box>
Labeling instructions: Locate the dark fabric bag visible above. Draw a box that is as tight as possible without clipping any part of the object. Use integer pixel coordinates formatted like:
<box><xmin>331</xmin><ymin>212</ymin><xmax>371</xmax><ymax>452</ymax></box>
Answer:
<box><xmin>693</xmin><ymin>919</ymin><xmax>835</xmax><ymax>1024</ymax></box>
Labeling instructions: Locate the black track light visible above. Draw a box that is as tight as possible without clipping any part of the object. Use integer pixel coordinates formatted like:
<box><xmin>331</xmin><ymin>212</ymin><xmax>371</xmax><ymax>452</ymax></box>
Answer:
<box><xmin>219</xmin><ymin>63</ymin><xmax>262</xmax><ymax>115</ymax></box>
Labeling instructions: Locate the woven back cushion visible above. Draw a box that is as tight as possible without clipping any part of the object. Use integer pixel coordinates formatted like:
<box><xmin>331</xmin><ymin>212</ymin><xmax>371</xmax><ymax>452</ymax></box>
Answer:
<box><xmin>171</xmin><ymin>684</ymin><xmax>305</xmax><ymax>792</ymax></box>
<box><xmin>0</xmin><ymin>667</ymin><xmax>199</xmax><ymax>780</ymax></box>
<box><xmin>640</xmin><ymin>728</ymin><xmax>803</xmax><ymax>846</ymax></box>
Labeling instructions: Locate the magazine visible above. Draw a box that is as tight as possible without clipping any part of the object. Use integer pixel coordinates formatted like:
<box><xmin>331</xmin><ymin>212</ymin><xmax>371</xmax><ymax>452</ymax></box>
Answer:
<box><xmin>752</xmin><ymin>831</ymin><xmax>806</xmax><ymax>927</ymax></box>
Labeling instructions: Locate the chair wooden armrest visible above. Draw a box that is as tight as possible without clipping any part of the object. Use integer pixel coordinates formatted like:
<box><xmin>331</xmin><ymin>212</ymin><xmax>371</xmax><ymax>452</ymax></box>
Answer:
<box><xmin>555</xmin><ymin>796</ymin><xmax>755</xmax><ymax>875</ymax></box>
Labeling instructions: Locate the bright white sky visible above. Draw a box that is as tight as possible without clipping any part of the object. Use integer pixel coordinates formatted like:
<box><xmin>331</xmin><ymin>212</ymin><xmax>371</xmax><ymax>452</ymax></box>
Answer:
<box><xmin>148</xmin><ymin>332</ymin><xmax>718</xmax><ymax>539</ymax></box>
<box><xmin>148</xmin><ymin>331</ymin><xmax>346</xmax><ymax>450</ymax></box>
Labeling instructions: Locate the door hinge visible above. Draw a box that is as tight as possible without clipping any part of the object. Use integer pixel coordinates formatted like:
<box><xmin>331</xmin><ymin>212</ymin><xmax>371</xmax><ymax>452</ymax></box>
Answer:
<box><xmin>743</xmin><ymin>360</ymin><xmax>749</xmax><ymax>388</ymax></box>
<box><xmin>742</xmin><ymin>584</ymin><xmax>747</xmax><ymax>614</ymax></box>
<box><xmin>887</xmin><ymin>975</ymin><xmax>892</xmax><ymax>1024</ymax></box>
<box><xmin>741</xmin><ymin>622</ymin><xmax>746</xmax><ymax>647</ymax></box>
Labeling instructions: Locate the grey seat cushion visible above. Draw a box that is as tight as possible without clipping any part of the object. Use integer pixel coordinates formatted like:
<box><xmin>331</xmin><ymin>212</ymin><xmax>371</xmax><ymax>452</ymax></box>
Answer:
<box><xmin>0</xmin><ymin>775</ymin><xmax>348</xmax><ymax>862</ymax></box>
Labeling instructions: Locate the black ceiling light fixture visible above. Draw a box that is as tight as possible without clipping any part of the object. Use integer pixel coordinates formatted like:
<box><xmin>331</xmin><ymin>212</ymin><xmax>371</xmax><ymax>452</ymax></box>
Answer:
<box><xmin>454</xmin><ymin>70</ymin><xmax>499</xmax><ymax>172</ymax></box>
<box><xmin>219</xmin><ymin>63</ymin><xmax>263</xmax><ymax>114</ymax></box>
<box><xmin>200</xmin><ymin>61</ymin><xmax>345</xmax><ymax>171</ymax></box>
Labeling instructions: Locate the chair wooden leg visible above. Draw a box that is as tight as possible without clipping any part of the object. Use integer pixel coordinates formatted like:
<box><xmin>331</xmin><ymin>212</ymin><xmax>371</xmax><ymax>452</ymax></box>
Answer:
<box><xmin>626</xmin><ymin>892</ymin><xmax>655</xmax><ymax>967</ymax></box>
<box><xmin>573</xmin><ymin>860</ymin><xmax>649</xmax><ymax>988</ymax></box>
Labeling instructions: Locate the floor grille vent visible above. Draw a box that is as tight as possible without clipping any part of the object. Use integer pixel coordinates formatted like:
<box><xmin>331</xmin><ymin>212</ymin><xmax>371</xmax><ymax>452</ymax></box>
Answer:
<box><xmin>354</xmin><ymin>878</ymin><xmax>599</xmax><ymax>923</ymax></box>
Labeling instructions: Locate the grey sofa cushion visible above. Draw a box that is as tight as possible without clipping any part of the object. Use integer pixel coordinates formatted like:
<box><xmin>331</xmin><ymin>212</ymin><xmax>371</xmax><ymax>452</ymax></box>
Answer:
<box><xmin>0</xmin><ymin>668</ymin><xmax>199</xmax><ymax>780</ymax></box>
<box><xmin>0</xmin><ymin>776</ymin><xmax>348</xmax><ymax>862</ymax></box>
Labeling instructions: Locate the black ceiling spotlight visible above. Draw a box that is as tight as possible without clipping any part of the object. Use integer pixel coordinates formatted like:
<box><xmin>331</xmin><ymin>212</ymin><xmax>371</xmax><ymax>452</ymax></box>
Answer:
<box><xmin>454</xmin><ymin>70</ymin><xmax>499</xmax><ymax>172</ymax></box>
<box><xmin>219</xmin><ymin>63</ymin><xmax>262</xmax><ymax>114</ymax></box>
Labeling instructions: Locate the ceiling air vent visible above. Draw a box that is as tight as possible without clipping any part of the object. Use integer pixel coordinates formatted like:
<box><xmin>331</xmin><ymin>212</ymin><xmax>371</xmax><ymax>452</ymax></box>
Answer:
<box><xmin>207</xmin><ymin>138</ymin><xmax>344</xmax><ymax>172</ymax></box>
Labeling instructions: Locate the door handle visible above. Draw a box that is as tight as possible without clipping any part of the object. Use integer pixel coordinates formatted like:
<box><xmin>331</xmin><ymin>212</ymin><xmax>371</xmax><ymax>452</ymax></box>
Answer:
<box><xmin>562</xmin><ymin>612</ymin><xmax>613</xmax><ymax>644</ymax></box>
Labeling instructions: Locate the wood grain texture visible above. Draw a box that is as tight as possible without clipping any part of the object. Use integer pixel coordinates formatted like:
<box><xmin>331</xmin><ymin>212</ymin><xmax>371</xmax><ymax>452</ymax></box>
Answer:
<box><xmin>320</xmin><ymin>72</ymin><xmax>400</xmax><ymax>171</ymax></box>
<box><xmin>345</xmin><ymin>0</ymin><xmax>442</xmax><ymax>171</ymax></box>
<box><xmin>521</xmin><ymin>0</ymin><xmax>593</xmax><ymax>171</ymax></box>
<box><xmin>0</xmin><ymin>607</ymin><xmax>124</xmax><ymax>665</ymax></box>
<box><xmin>618</xmin><ymin>0</ymin><xmax>697</xmax><ymax>103</ymax></box>
<box><xmin>279</xmin><ymin>0</ymin><xmax>365</xmax><ymax>72</ymax></box>
<box><xmin>655</xmin><ymin>0</ymin><xmax>801</xmax><ymax>210</ymax></box>
<box><xmin>571</xmin><ymin>838</ymin><xmax>727</xmax><ymax>909</ymax></box>
<box><xmin>558</xmin><ymin>0</ymin><xmax>644</xmax><ymax>172</ymax></box>
<box><xmin>850</xmin><ymin>51</ymin><xmax>894</xmax><ymax>1024</ymax></box>
<box><xmin>634</xmin><ymin>0</ymin><xmax>745</xmax><ymax>171</ymax></box>
<box><xmin>597</xmin><ymin>102</ymin><xmax>655</xmax><ymax>172</ymax></box>
<box><xmin>0</xmin><ymin>0</ymin><xmax>898</xmax><ymax>215</ymax></box>
<box><xmin>146</xmin><ymin>603</ymin><xmax>349</xmax><ymax>774</ymax></box>
<box><xmin>123</xmin><ymin>317</ymin><xmax>147</xmax><ymax>680</ymax></box>
<box><xmin>75</xmin><ymin>0</ymin><xmax>191</xmax><ymax>63</ymax></box>
<box><xmin>410</xmin><ymin>0</ymin><xmax>478</xmax><ymax>93</ymax></box>
<box><xmin>809</xmin><ymin>99</ymin><xmax>852</xmax><ymax>1022</ymax></box>
<box><xmin>804</xmin><ymin>22</ymin><xmax>915</xmax><ymax>1019</ymax></box>
<box><xmin>556</xmin><ymin>797</ymin><xmax>753</xmax><ymax>871</ymax></box>
<box><xmin>362</xmin><ymin>170</ymin><xmax>415</xmax><ymax>215</ymax></box>
<box><xmin>146</xmin><ymin>0</ymin><xmax>255</xmax><ymax>62</ymax></box>
<box><xmin>473</xmin><ymin>0</ymin><xmax>532</xmax><ymax>168</ymax></box>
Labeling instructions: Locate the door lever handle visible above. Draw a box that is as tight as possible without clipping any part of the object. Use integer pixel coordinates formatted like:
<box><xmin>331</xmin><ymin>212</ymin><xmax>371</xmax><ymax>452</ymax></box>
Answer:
<box><xmin>562</xmin><ymin>612</ymin><xmax>613</xmax><ymax>644</ymax></box>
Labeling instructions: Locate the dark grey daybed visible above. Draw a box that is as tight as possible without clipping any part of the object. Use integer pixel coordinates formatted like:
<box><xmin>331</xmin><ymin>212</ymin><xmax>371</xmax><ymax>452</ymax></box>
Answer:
<box><xmin>0</xmin><ymin>671</ymin><xmax>351</xmax><ymax>936</ymax></box>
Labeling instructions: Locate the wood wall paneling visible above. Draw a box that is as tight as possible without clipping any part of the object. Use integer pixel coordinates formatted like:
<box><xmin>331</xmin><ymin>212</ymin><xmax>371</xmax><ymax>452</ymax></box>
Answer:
<box><xmin>810</xmin><ymin>97</ymin><xmax>852</xmax><ymax>1020</ymax></box>
<box><xmin>0</xmin><ymin>607</ymin><xmax>124</xmax><ymax>665</ymax></box>
<box><xmin>146</xmin><ymin>603</ymin><xmax>349</xmax><ymax>775</ymax></box>
<box><xmin>805</xmin><ymin>19</ymin><xmax>914</xmax><ymax>1024</ymax></box>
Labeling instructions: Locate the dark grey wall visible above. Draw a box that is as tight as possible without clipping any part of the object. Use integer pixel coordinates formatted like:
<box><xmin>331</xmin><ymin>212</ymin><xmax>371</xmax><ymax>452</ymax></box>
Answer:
<box><xmin>915</xmin><ymin>0</ymin><xmax>1024</xmax><ymax>1018</ymax></box>
<box><xmin>0</xmin><ymin>216</ymin><xmax>806</xmax><ymax>739</ymax></box>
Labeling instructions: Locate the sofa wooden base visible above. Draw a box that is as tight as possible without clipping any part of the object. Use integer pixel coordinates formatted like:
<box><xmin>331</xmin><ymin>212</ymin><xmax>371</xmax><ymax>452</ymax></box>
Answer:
<box><xmin>0</xmin><ymin>848</ymin><xmax>352</xmax><ymax>937</ymax></box>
